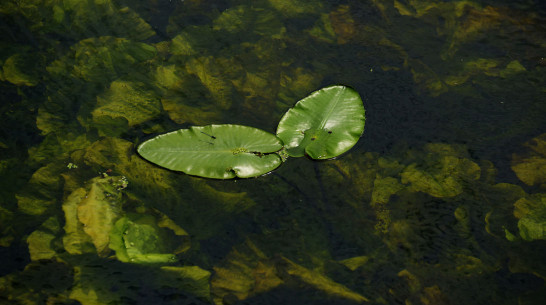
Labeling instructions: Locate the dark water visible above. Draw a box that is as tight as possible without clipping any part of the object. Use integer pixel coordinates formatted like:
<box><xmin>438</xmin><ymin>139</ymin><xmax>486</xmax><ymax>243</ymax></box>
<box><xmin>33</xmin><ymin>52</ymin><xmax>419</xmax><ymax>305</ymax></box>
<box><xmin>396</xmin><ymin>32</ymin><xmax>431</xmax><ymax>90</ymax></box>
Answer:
<box><xmin>1</xmin><ymin>0</ymin><xmax>545</xmax><ymax>304</ymax></box>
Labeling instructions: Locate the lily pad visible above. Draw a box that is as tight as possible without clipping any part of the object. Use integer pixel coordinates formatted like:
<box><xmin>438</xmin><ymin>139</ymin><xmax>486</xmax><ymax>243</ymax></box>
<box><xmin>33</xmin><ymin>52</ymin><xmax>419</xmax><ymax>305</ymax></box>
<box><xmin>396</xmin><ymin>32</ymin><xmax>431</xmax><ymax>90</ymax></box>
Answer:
<box><xmin>137</xmin><ymin>124</ymin><xmax>284</xmax><ymax>179</ymax></box>
<box><xmin>276</xmin><ymin>85</ymin><xmax>365</xmax><ymax>159</ymax></box>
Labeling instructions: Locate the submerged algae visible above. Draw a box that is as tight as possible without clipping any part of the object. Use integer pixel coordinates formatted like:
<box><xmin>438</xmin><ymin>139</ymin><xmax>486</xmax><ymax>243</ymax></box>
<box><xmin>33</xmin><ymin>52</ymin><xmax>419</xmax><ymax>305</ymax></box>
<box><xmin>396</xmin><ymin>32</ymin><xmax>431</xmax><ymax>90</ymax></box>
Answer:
<box><xmin>16</xmin><ymin>162</ymin><xmax>65</xmax><ymax>215</ymax></box>
<box><xmin>27</xmin><ymin>216</ymin><xmax>61</xmax><ymax>261</ymax></box>
<box><xmin>2</xmin><ymin>53</ymin><xmax>43</xmax><ymax>86</ymax></box>
<box><xmin>514</xmin><ymin>195</ymin><xmax>546</xmax><ymax>241</ymax></box>
<box><xmin>76</xmin><ymin>176</ymin><xmax>125</xmax><ymax>256</ymax></box>
<box><xmin>109</xmin><ymin>211</ymin><xmax>190</xmax><ymax>264</ymax></box>
<box><xmin>400</xmin><ymin>152</ymin><xmax>481</xmax><ymax>198</ymax></box>
<box><xmin>512</xmin><ymin>133</ymin><xmax>546</xmax><ymax>187</ymax></box>
<box><xmin>211</xmin><ymin>239</ymin><xmax>370</xmax><ymax>305</ymax></box>
<box><xmin>91</xmin><ymin>79</ymin><xmax>161</xmax><ymax>136</ymax></box>
<box><xmin>47</xmin><ymin>36</ymin><xmax>156</xmax><ymax>84</ymax></box>
<box><xmin>1</xmin><ymin>0</ymin><xmax>546</xmax><ymax>304</ymax></box>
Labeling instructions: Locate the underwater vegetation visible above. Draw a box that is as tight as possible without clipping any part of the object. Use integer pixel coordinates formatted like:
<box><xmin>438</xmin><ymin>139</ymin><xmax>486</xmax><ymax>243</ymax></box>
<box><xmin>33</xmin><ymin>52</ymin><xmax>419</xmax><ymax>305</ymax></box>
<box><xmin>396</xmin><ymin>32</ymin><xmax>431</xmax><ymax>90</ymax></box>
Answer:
<box><xmin>0</xmin><ymin>0</ymin><xmax>545</xmax><ymax>304</ymax></box>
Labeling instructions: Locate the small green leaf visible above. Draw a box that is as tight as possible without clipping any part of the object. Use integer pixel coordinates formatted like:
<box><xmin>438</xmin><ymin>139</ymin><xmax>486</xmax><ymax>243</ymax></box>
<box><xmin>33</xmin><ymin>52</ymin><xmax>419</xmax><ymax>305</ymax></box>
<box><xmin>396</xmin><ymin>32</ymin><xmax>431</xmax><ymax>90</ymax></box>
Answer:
<box><xmin>109</xmin><ymin>214</ymin><xmax>176</xmax><ymax>264</ymax></box>
<box><xmin>276</xmin><ymin>85</ymin><xmax>365</xmax><ymax>159</ymax></box>
<box><xmin>138</xmin><ymin>124</ymin><xmax>283</xmax><ymax>179</ymax></box>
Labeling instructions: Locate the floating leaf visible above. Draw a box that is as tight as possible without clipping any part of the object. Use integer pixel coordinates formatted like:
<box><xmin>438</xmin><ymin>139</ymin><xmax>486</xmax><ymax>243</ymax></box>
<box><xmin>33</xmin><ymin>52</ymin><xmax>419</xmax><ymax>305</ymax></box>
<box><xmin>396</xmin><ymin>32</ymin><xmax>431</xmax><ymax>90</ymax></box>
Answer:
<box><xmin>276</xmin><ymin>85</ymin><xmax>365</xmax><ymax>159</ymax></box>
<box><xmin>138</xmin><ymin>125</ymin><xmax>283</xmax><ymax>179</ymax></box>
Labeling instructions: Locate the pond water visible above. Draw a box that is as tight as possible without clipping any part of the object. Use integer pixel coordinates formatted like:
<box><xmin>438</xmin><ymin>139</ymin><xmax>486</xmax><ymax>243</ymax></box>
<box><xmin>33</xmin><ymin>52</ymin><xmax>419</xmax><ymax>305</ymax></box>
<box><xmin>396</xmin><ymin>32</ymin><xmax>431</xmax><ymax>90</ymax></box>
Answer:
<box><xmin>1</xmin><ymin>0</ymin><xmax>545</xmax><ymax>304</ymax></box>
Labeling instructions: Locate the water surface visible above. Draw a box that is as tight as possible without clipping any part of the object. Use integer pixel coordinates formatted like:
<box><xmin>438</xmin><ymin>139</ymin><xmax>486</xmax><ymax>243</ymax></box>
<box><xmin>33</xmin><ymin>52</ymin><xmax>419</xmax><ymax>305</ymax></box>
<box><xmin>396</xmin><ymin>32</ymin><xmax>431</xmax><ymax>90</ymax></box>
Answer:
<box><xmin>1</xmin><ymin>0</ymin><xmax>545</xmax><ymax>304</ymax></box>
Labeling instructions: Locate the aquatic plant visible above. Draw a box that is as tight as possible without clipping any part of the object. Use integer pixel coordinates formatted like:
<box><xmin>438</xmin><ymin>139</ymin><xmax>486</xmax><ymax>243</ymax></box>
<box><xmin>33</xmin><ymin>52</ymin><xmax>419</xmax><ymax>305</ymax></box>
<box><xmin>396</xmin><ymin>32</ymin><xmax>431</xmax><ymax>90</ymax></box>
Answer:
<box><xmin>2</xmin><ymin>1</ymin><xmax>545</xmax><ymax>304</ymax></box>
<box><xmin>138</xmin><ymin>85</ymin><xmax>365</xmax><ymax>179</ymax></box>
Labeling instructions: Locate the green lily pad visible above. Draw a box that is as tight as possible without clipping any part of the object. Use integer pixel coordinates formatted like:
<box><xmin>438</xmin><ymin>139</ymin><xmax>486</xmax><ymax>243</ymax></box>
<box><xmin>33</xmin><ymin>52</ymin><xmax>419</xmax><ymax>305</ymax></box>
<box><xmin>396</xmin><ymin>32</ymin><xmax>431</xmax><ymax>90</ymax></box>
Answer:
<box><xmin>276</xmin><ymin>85</ymin><xmax>365</xmax><ymax>159</ymax></box>
<box><xmin>137</xmin><ymin>124</ymin><xmax>283</xmax><ymax>179</ymax></box>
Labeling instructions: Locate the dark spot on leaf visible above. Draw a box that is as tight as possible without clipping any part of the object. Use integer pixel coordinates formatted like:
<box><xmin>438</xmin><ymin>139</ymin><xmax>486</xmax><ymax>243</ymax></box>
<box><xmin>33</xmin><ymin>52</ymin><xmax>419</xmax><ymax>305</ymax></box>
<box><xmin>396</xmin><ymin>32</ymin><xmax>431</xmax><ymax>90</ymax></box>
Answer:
<box><xmin>200</xmin><ymin>131</ymin><xmax>216</xmax><ymax>139</ymax></box>
<box><xmin>251</xmin><ymin>151</ymin><xmax>264</xmax><ymax>158</ymax></box>
<box><xmin>328</xmin><ymin>131</ymin><xmax>332</xmax><ymax>134</ymax></box>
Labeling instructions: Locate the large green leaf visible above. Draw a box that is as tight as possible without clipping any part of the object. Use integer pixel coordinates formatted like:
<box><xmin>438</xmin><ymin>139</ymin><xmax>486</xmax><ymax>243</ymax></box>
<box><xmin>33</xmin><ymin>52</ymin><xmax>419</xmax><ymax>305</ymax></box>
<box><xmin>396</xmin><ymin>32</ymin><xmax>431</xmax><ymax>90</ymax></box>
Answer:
<box><xmin>276</xmin><ymin>85</ymin><xmax>365</xmax><ymax>159</ymax></box>
<box><xmin>137</xmin><ymin>124</ymin><xmax>283</xmax><ymax>179</ymax></box>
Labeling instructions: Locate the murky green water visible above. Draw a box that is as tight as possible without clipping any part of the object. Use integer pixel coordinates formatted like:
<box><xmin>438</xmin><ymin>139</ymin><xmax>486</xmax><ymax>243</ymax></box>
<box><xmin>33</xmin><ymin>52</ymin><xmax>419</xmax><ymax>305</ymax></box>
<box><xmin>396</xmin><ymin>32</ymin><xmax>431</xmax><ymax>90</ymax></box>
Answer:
<box><xmin>1</xmin><ymin>0</ymin><xmax>545</xmax><ymax>304</ymax></box>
